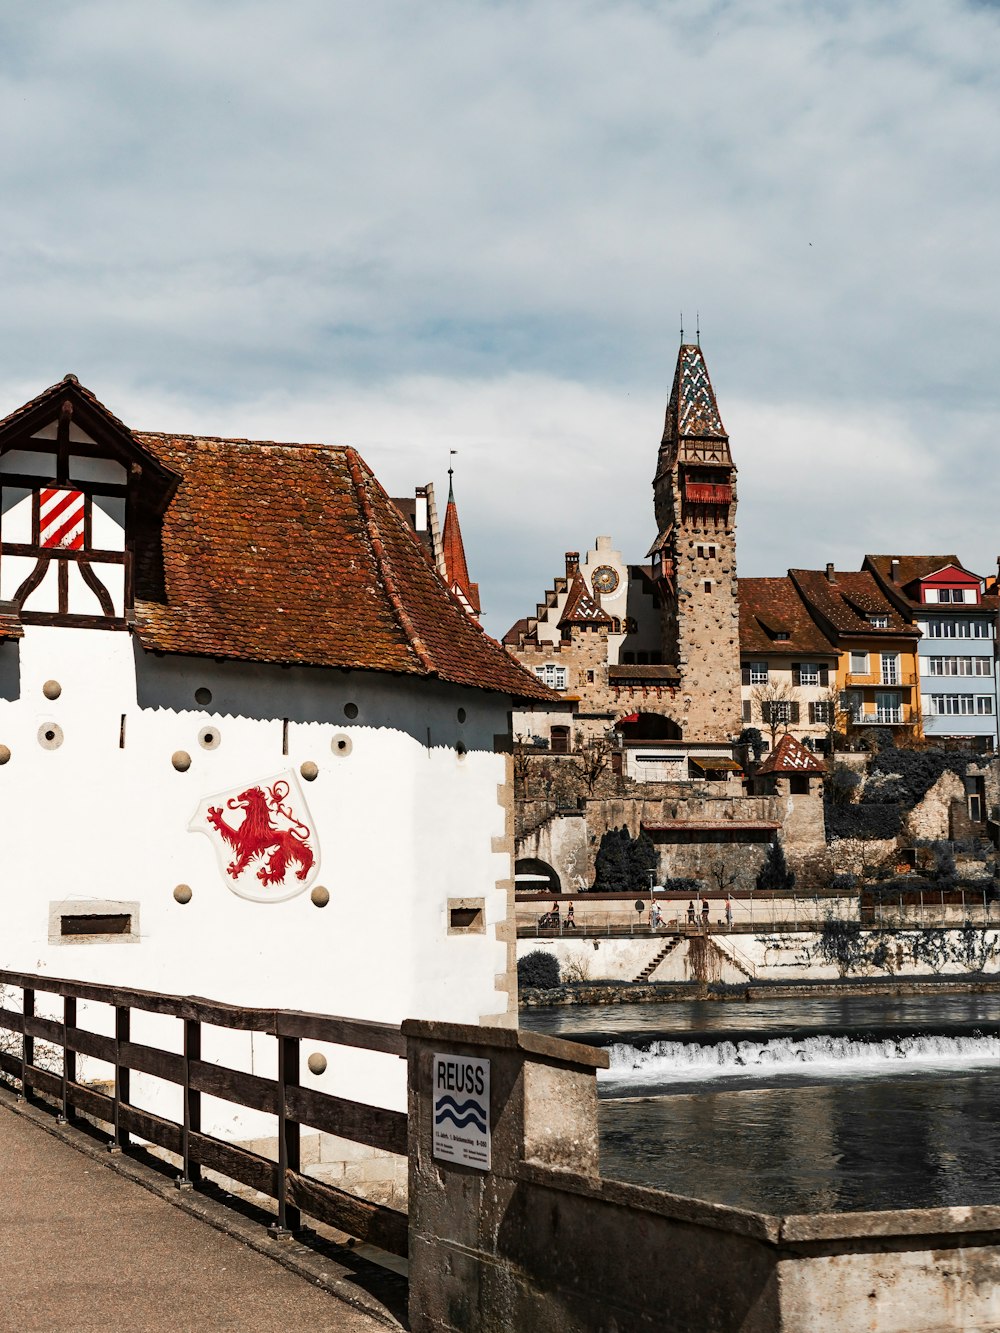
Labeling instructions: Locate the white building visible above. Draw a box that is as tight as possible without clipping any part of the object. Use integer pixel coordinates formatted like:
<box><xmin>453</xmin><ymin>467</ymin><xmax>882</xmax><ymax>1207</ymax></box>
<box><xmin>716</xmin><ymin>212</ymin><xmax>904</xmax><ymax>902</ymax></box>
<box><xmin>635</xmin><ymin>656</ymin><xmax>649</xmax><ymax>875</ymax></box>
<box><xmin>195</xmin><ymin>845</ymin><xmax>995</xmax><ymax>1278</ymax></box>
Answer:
<box><xmin>0</xmin><ymin>375</ymin><xmax>550</xmax><ymax>1149</ymax></box>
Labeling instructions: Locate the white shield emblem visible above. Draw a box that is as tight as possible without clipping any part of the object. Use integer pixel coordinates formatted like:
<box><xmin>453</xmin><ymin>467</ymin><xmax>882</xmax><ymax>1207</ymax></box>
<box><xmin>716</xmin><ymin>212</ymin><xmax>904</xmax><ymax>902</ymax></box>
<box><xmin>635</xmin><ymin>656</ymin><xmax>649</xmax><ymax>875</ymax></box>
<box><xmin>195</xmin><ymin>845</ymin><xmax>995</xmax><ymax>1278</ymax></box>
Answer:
<box><xmin>189</xmin><ymin>771</ymin><xmax>320</xmax><ymax>903</ymax></box>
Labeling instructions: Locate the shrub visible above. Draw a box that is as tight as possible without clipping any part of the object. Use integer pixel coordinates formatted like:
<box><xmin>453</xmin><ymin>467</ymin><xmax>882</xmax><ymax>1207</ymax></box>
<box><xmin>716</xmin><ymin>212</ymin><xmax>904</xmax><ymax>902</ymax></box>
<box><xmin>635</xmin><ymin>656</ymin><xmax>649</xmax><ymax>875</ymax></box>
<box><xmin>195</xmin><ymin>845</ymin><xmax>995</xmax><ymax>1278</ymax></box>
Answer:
<box><xmin>739</xmin><ymin>727</ymin><xmax>764</xmax><ymax>762</ymax></box>
<box><xmin>827</xmin><ymin>763</ymin><xmax>862</xmax><ymax>807</ymax></box>
<box><xmin>594</xmin><ymin>825</ymin><xmax>660</xmax><ymax>892</ymax></box>
<box><xmin>826</xmin><ymin>803</ymin><xmax>901</xmax><ymax>841</ymax></box>
<box><xmin>756</xmin><ymin>839</ymin><xmax>796</xmax><ymax>892</ymax></box>
<box><xmin>830</xmin><ymin>872</ymin><xmax>857</xmax><ymax>890</ymax></box>
<box><xmin>663</xmin><ymin>877</ymin><xmax>703</xmax><ymax>894</ymax></box>
<box><xmin>931</xmin><ymin>843</ymin><xmax>958</xmax><ymax>887</ymax></box>
<box><xmin>628</xmin><ymin>828</ymin><xmax>659</xmax><ymax>890</ymax></box>
<box><xmin>593</xmin><ymin>826</ymin><xmax>631</xmax><ymax>892</ymax></box>
<box><xmin>518</xmin><ymin>950</ymin><xmax>560</xmax><ymax>989</ymax></box>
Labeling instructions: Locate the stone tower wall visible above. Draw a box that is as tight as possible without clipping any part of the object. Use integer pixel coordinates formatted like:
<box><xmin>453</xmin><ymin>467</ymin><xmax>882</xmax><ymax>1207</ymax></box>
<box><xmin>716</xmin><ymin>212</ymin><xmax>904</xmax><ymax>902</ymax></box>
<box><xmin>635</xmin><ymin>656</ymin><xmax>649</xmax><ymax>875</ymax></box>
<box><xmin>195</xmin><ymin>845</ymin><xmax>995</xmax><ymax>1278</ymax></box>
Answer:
<box><xmin>665</xmin><ymin>485</ymin><xmax>742</xmax><ymax>743</ymax></box>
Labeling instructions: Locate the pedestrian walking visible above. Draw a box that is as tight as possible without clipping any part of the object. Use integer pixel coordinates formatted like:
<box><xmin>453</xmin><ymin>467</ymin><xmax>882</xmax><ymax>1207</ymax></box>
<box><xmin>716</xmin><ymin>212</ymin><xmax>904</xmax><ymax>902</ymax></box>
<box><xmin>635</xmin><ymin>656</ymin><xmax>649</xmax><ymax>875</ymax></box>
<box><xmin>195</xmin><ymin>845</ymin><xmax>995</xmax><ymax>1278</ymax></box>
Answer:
<box><xmin>651</xmin><ymin>902</ymin><xmax>663</xmax><ymax>930</ymax></box>
<box><xmin>701</xmin><ymin>898</ymin><xmax>710</xmax><ymax>927</ymax></box>
<box><xmin>725</xmin><ymin>896</ymin><xmax>734</xmax><ymax>929</ymax></box>
<box><xmin>687</xmin><ymin>900</ymin><xmax>696</xmax><ymax>925</ymax></box>
<box><xmin>565</xmin><ymin>904</ymin><xmax>577</xmax><ymax>930</ymax></box>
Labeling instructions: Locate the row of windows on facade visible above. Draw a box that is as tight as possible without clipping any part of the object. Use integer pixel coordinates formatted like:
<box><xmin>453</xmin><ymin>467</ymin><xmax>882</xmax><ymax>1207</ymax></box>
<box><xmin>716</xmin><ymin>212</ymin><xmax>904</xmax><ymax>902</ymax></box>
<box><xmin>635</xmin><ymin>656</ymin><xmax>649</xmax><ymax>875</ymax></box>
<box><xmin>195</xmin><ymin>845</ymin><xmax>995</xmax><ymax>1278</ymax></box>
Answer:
<box><xmin>743</xmin><ymin>662</ymin><xmax>831</xmax><ymax>686</ymax></box>
<box><xmin>745</xmin><ymin>693</ymin><xmax>996</xmax><ymax>725</ymax></box>
<box><xmin>742</xmin><ymin>700</ymin><xmax>834</xmax><ymax>724</ymax></box>
<box><xmin>918</xmin><ymin>619</ymin><xmax>994</xmax><ymax>638</ymax></box>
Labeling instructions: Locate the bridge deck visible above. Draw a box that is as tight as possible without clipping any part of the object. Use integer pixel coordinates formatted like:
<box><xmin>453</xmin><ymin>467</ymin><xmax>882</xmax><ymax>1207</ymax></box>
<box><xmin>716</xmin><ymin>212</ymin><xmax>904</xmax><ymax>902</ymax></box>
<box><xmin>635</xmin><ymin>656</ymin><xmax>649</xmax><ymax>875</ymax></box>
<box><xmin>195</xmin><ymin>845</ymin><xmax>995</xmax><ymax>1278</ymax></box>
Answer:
<box><xmin>0</xmin><ymin>1103</ymin><xmax>391</xmax><ymax>1332</ymax></box>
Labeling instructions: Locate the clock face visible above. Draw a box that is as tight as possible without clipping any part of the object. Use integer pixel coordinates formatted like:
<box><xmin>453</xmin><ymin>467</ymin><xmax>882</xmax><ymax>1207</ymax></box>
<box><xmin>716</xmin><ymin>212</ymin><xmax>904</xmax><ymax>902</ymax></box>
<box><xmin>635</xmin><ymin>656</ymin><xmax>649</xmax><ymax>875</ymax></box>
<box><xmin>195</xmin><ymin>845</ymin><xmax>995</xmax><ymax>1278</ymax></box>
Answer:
<box><xmin>592</xmin><ymin>564</ymin><xmax>620</xmax><ymax>595</ymax></box>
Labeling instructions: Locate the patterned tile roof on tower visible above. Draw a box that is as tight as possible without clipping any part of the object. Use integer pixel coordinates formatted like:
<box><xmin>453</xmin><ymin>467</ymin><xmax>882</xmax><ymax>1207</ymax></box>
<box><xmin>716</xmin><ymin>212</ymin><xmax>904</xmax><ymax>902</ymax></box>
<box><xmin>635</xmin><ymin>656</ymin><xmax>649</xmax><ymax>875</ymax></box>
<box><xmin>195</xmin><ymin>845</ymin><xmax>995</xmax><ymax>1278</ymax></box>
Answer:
<box><xmin>756</xmin><ymin>733</ymin><xmax>826</xmax><ymax>776</ymax></box>
<box><xmin>558</xmin><ymin>568</ymin><xmax>613</xmax><ymax>627</ymax></box>
<box><xmin>660</xmin><ymin>344</ymin><xmax>734</xmax><ymax>468</ymax></box>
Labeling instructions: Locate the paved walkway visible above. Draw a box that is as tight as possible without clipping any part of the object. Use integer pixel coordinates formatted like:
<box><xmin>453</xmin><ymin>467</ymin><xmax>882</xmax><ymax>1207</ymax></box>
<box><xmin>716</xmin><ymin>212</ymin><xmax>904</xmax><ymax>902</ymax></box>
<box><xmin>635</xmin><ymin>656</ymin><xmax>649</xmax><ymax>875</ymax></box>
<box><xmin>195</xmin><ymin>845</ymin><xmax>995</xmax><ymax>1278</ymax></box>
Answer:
<box><xmin>0</xmin><ymin>1105</ymin><xmax>394</xmax><ymax>1332</ymax></box>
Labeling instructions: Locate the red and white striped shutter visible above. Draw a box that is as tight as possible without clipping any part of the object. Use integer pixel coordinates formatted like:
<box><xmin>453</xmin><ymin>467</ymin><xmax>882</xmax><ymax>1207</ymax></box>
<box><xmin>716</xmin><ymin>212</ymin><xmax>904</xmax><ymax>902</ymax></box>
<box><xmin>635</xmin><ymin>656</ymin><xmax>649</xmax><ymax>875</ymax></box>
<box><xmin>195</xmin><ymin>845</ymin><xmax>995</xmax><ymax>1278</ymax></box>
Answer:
<box><xmin>39</xmin><ymin>488</ymin><xmax>85</xmax><ymax>550</ymax></box>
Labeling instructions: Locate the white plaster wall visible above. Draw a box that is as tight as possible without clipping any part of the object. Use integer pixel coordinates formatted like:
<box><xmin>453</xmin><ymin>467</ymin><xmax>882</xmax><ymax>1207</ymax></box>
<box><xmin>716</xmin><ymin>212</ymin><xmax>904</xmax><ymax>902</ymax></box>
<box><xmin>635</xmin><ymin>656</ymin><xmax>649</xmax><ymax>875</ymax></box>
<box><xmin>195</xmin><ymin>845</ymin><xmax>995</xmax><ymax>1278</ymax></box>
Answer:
<box><xmin>0</xmin><ymin>625</ymin><xmax>515</xmax><ymax>1126</ymax></box>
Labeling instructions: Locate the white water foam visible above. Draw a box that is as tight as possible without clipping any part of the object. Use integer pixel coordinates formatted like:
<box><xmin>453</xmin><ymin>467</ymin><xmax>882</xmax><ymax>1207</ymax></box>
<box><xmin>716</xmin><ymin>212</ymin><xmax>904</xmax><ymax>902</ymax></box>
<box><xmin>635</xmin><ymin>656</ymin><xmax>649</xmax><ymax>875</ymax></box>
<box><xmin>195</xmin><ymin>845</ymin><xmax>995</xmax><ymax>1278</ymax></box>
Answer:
<box><xmin>601</xmin><ymin>1033</ymin><xmax>1000</xmax><ymax>1086</ymax></box>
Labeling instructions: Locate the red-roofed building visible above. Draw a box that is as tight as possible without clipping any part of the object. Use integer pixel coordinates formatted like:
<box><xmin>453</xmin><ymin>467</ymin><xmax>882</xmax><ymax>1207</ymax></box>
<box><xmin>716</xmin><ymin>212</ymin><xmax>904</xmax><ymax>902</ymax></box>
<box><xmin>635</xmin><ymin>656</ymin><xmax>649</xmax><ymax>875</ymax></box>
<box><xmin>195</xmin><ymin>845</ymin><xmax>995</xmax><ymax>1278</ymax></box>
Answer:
<box><xmin>790</xmin><ymin>566</ymin><xmax>923</xmax><ymax>738</ymax></box>
<box><xmin>739</xmin><ymin>577</ymin><xmax>839</xmax><ymax>753</ymax></box>
<box><xmin>863</xmin><ymin>555</ymin><xmax>999</xmax><ymax>750</ymax></box>
<box><xmin>0</xmin><ymin>375</ymin><xmax>554</xmax><ymax>1076</ymax></box>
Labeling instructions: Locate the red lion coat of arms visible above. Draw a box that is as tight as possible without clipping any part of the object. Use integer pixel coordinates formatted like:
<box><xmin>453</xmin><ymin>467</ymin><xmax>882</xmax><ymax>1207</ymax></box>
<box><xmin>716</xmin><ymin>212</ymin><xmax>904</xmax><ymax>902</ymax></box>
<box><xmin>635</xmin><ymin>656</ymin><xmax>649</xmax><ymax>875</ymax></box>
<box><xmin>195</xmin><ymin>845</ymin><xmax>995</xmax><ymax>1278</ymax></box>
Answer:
<box><xmin>189</xmin><ymin>771</ymin><xmax>320</xmax><ymax>903</ymax></box>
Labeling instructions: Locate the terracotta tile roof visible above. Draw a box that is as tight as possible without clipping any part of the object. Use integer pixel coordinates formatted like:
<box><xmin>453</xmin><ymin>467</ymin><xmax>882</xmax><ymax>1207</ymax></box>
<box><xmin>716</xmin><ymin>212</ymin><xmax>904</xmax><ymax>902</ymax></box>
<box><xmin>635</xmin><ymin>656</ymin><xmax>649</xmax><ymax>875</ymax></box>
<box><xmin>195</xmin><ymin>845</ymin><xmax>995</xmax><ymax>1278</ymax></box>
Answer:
<box><xmin>739</xmin><ymin>578</ymin><xmax>837</xmax><ymax>657</ymax></box>
<box><xmin>502</xmin><ymin>617</ymin><xmax>531</xmax><ymax>646</ymax></box>
<box><xmin>559</xmin><ymin>568</ymin><xmax>612</xmax><ymax>627</ymax></box>
<box><xmin>756</xmin><ymin>734</ymin><xmax>826</xmax><ymax>776</ymax></box>
<box><xmin>124</xmin><ymin>430</ymin><xmax>555</xmax><ymax>700</ymax></box>
<box><xmin>608</xmin><ymin>663</ymin><xmax>681</xmax><ymax>683</ymax></box>
<box><xmin>864</xmin><ymin>555</ymin><xmax>999</xmax><ymax>614</ymax></box>
<box><xmin>789</xmin><ymin>568</ymin><xmax>919</xmax><ymax>641</ymax></box>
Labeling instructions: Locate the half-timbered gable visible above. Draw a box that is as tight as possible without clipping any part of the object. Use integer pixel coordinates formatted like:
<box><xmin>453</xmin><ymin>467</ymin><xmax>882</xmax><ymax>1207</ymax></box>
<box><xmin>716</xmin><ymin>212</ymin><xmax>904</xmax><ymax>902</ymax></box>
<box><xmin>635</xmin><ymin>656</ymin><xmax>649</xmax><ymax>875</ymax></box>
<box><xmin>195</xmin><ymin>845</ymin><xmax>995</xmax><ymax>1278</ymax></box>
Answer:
<box><xmin>0</xmin><ymin>375</ymin><xmax>177</xmax><ymax>632</ymax></box>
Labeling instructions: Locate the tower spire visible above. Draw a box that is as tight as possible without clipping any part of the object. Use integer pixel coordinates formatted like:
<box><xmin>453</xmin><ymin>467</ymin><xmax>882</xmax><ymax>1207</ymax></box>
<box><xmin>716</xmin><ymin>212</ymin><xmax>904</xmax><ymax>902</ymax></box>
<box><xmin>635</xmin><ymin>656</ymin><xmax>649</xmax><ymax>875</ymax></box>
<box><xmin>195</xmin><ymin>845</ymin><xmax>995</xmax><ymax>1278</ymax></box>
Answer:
<box><xmin>441</xmin><ymin>458</ymin><xmax>480</xmax><ymax>619</ymax></box>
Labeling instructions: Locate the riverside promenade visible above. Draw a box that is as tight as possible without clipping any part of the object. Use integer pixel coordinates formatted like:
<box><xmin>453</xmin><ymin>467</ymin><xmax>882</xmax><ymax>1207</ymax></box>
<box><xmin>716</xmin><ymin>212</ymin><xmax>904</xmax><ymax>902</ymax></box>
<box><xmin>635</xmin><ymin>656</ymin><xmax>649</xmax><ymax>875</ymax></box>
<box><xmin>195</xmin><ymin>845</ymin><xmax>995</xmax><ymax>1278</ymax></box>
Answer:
<box><xmin>0</xmin><ymin>1102</ymin><xmax>398</xmax><ymax>1333</ymax></box>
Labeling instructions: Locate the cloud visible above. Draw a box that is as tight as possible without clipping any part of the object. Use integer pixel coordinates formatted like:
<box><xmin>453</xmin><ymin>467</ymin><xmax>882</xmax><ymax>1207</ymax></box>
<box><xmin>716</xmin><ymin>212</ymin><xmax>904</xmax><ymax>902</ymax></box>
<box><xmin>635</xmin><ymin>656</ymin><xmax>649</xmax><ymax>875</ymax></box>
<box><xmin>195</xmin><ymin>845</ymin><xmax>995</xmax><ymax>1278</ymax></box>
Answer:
<box><xmin>0</xmin><ymin>1</ymin><xmax>997</xmax><ymax>634</ymax></box>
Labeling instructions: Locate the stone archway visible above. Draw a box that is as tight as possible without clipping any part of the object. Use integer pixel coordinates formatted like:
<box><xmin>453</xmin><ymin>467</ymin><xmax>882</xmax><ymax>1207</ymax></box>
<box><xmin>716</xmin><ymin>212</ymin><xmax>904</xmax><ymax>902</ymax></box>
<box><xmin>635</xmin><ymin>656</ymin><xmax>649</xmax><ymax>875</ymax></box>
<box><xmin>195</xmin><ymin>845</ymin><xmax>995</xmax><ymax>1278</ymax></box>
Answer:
<box><xmin>515</xmin><ymin>857</ymin><xmax>562</xmax><ymax>894</ymax></box>
<box><xmin>617</xmin><ymin>712</ymin><xmax>682</xmax><ymax>741</ymax></box>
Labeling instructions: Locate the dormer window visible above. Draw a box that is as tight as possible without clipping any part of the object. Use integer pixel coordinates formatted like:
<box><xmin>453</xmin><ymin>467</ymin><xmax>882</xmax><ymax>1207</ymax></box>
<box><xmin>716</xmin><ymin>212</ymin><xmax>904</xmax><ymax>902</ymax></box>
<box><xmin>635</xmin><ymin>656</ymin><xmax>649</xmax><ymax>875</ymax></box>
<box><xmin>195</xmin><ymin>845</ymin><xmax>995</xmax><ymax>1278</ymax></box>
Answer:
<box><xmin>867</xmin><ymin>615</ymin><xmax>889</xmax><ymax>628</ymax></box>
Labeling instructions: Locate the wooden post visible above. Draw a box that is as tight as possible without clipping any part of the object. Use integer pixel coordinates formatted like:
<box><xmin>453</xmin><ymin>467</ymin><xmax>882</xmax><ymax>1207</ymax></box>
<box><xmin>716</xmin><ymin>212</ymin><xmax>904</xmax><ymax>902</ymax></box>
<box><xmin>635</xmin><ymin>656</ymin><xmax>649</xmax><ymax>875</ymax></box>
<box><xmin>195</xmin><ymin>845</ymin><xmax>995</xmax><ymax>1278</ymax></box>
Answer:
<box><xmin>110</xmin><ymin>1006</ymin><xmax>130</xmax><ymax>1153</ymax></box>
<box><xmin>20</xmin><ymin>987</ymin><xmax>34</xmax><ymax>1102</ymax></box>
<box><xmin>58</xmin><ymin>995</ymin><xmax>77</xmax><ymax>1124</ymax></box>
<box><xmin>269</xmin><ymin>1034</ymin><xmax>301</xmax><ymax>1238</ymax></box>
<box><xmin>176</xmin><ymin>1017</ymin><xmax>202</xmax><ymax>1189</ymax></box>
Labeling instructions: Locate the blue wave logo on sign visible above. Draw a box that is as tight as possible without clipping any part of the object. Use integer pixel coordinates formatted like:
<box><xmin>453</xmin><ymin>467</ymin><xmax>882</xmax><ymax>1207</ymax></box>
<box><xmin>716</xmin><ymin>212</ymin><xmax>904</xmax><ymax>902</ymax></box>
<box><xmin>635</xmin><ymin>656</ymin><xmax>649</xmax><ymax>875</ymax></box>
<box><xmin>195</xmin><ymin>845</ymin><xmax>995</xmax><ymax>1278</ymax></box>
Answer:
<box><xmin>434</xmin><ymin>1095</ymin><xmax>488</xmax><ymax>1135</ymax></box>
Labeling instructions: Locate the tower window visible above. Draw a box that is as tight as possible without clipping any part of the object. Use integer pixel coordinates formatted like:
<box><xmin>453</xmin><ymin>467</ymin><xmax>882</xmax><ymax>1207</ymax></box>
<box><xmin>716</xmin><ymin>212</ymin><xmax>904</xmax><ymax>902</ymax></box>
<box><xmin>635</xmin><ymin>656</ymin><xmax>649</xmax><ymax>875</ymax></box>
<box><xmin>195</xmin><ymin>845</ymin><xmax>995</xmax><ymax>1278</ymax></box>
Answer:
<box><xmin>704</xmin><ymin>580</ymin><xmax>712</xmax><ymax>594</ymax></box>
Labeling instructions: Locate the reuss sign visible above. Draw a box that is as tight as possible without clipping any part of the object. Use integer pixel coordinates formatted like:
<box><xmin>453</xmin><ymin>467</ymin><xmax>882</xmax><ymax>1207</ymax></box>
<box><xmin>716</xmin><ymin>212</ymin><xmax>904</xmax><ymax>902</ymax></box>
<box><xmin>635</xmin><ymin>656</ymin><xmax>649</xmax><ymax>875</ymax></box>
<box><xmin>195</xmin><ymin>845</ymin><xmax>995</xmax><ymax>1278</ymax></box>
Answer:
<box><xmin>432</xmin><ymin>1053</ymin><xmax>491</xmax><ymax>1171</ymax></box>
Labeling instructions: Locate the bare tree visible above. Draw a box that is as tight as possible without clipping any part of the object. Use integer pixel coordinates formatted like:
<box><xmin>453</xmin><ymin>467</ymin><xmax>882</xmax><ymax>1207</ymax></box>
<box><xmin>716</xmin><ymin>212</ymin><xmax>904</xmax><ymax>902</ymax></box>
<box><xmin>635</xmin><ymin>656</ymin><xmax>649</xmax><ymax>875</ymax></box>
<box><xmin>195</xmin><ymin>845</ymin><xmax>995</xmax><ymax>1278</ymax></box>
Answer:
<box><xmin>750</xmin><ymin>679</ymin><xmax>801</xmax><ymax>749</ymax></box>
<box><xmin>815</xmin><ymin>685</ymin><xmax>851</xmax><ymax>754</ymax></box>
<box><xmin>567</xmin><ymin>730</ymin><xmax>613</xmax><ymax>797</ymax></box>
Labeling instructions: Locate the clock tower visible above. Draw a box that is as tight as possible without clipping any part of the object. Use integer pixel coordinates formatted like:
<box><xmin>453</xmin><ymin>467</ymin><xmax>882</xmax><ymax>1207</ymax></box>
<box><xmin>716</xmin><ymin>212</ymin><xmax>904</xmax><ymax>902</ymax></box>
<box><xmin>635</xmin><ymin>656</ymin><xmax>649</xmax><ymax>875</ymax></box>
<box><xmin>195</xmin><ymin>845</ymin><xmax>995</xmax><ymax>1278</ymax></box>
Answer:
<box><xmin>651</xmin><ymin>343</ymin><xmax>742</xmax><ymax>742</ymax></box>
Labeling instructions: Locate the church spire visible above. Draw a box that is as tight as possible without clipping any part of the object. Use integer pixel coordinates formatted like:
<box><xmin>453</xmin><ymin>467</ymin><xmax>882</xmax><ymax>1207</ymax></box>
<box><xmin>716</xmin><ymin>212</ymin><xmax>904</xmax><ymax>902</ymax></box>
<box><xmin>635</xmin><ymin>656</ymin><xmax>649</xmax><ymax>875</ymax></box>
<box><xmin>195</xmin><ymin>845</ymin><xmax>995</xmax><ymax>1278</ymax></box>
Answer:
<box><xmin>441</xmin><ymin>466</ymin><xmax>481</xmax><ymax>619</ymax></box>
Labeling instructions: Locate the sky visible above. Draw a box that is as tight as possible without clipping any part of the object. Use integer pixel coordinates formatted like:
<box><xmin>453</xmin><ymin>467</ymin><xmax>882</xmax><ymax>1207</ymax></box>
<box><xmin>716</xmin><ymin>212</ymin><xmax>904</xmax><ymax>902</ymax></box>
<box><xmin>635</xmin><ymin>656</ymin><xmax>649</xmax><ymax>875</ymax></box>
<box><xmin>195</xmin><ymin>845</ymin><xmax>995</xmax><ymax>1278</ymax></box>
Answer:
<box><xmin>2</xmin><ymin>1</ymin><xmax>998</xmax><ymax>637</ymax></box>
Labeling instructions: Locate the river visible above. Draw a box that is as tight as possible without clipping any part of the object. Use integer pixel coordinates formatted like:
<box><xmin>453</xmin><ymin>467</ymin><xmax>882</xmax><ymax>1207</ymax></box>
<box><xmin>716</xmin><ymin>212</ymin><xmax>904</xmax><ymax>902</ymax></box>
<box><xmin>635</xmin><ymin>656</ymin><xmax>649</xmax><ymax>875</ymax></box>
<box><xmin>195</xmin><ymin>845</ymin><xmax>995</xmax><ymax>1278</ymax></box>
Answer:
<box><xmin>520</xmin><ymin>994</ymin><xmax>1000</xmax><ymax>1213</ymax></box>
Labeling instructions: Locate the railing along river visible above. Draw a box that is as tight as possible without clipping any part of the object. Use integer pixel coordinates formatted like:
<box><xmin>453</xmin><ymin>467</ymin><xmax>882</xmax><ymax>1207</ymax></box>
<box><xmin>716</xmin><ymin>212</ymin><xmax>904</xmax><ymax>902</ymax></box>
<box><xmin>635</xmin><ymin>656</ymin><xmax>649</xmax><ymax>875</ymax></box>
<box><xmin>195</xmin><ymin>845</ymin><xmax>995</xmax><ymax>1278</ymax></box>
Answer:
<box><xmin>0</xmin><ymin>968</ymin><xmax>408</xmax><ymax>1256</ymax></box>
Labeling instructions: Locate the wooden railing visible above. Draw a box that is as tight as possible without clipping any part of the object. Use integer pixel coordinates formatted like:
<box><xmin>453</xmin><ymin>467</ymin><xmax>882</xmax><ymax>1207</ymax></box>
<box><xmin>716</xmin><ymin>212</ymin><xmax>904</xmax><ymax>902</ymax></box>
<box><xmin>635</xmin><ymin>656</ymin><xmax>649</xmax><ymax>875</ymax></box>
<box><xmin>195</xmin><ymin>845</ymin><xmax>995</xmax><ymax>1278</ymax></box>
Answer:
<box><xmin>0</xmin><ymin>969</ymin><xmax>408</xmax><ymax>1256</ymax></box>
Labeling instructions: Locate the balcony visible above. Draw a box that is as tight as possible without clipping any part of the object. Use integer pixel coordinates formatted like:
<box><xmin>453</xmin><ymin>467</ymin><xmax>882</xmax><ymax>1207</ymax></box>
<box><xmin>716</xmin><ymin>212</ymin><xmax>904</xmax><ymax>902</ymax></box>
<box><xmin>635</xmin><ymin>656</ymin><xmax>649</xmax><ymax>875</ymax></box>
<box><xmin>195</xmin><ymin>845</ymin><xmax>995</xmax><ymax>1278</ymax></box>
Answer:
<box><xmin>852</xmin><ymin>709</ymin><xmax>905</xmax><ymax>725</ymax></box>
<box><xmin>846</xmin><ymin>673</ymin><xmax>916</xmax><ymax>689</ymax></box>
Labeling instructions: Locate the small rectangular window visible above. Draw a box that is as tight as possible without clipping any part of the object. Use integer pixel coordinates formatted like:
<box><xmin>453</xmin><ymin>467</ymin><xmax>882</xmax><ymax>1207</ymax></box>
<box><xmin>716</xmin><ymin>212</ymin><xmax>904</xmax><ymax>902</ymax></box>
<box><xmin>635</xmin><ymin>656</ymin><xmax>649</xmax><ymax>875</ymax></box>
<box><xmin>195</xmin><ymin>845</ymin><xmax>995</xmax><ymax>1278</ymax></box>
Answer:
<box><xmin>799</xmin><ymin>663</ymin><xmax>819</xmax><ymax>685</ymax></box>
<box><xmin>749</xmin><ymin>661</ymin><xmax>768</xmax><ymax>685</ymax></box>
<box><xmin>49</xmin><ymin>900</ymin><xmax>140</xmax><ymax>945</ymax></box>
<box><xmin>61</xmin><ymin>913</ymin><xmax>131</xmax><ymax>936</ymax></box>
<box><xmin>703</xmin><ymin>580</ymin><xmax>712</xmax><ymax>594</ymax></box>
<box><xmin>447</xmin><ymin>898</ymin><xmax>486</xmax><ymax>935</ymax></box>
<box><xmin>850</xmin><ymin>652</ymin><xmax>868</xmax><ymax>674</ymax></box>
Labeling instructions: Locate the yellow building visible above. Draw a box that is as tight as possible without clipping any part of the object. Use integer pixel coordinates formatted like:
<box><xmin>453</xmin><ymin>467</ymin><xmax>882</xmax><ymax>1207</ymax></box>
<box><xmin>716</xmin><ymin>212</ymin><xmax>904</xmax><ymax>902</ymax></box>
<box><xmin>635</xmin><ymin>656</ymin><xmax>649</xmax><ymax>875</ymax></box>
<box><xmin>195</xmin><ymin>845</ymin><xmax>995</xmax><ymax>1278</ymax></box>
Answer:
<box><xmin>790</xmin><ymin>566</ymin><xmax>922</xmax><ymax>738</ymax></box>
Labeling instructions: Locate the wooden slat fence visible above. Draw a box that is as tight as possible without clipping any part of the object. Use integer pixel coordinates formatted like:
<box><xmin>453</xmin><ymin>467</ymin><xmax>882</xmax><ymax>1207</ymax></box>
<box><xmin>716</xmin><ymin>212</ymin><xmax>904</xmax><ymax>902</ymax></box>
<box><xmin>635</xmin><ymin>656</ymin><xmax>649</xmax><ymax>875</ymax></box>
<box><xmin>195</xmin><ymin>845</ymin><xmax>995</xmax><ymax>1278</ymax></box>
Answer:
<box><xmin>0</xmin><ymin>968</ymin><xmax>408</xmax><ymax>1256</ymax></box>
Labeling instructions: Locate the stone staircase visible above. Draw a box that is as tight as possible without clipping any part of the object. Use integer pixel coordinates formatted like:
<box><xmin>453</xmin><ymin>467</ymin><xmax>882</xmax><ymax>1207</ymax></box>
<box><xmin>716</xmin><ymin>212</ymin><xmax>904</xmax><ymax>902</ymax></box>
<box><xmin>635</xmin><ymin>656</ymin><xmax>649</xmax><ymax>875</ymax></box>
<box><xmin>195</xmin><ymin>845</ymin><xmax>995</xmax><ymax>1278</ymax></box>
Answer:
<box><xmin>633</xmin><ymin>935</ymin><xmax>683</xmax><ymax>982</ymax></box>
<box><xmin>709</xmin><ymin>936</ymin><xmax>757</xmax><ymax>980</ymax></box>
